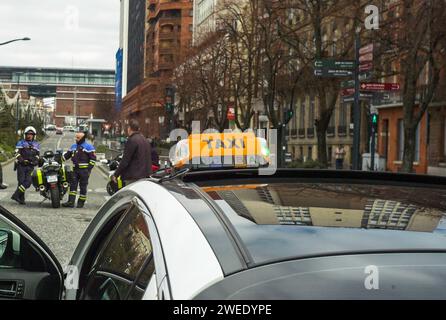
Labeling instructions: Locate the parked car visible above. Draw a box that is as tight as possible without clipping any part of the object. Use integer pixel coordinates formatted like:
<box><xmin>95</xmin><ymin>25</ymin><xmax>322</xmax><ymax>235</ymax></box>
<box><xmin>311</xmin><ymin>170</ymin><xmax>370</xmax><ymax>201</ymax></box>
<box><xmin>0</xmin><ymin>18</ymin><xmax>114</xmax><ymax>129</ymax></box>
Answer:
<box><xmin>55</xmin><ymin>128</ymin><xmax>63</xmax><ymax>135</ymax></box>
<box><xmin>1</xmin><ymin>169</ymin><xmax>446</xmax><ymax>300</ymax></box>
<box><xmin>63</xmin><ymin>126</ymin><xmax>75</xmax><ymax>132</ymax></box>
<box><xmin>45</xmin><ymin>125</ymin><xmax>56</xmax><ymax>131</ymax></box>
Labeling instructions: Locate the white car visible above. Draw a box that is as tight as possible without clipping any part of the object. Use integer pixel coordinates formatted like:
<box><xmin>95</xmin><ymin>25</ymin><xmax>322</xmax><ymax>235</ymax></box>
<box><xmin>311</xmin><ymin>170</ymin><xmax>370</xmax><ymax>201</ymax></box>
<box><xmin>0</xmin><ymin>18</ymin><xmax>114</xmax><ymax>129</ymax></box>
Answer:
<box><xmin>63</xmin><ymin>126</ymin><xmax>75</xmax><ymax>132</ymax></box>
<box><xmin>1</xmin><ymin>169</ymin><xmax>446</xmax><ymax>300</ymax></box>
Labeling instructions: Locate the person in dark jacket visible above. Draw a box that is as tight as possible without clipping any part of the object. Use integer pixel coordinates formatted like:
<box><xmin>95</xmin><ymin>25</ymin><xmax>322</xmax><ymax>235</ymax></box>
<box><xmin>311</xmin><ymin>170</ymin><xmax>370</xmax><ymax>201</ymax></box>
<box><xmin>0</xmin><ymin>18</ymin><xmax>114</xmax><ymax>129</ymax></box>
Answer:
<box><xmin>62</xmin><ymin>131</ymin><xmax>96</xmax><ymax>208</ymax></box>
<box><xmin>112</xmin><ymin>119</ymin><xmax>151</xmax><ymax>186</ymax></box>
<box><xmin>11</xmin><ymin>126</ymin><xmax>40</xmax><ymax>205</ymax></box>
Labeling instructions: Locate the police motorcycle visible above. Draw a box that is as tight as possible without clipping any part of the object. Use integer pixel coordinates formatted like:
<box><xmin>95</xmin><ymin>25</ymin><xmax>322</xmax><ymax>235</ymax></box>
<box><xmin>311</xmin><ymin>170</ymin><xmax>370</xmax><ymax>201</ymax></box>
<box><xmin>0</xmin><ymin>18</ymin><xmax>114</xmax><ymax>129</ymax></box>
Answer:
<box><xmin>103</xmin><ymin>153</ymin><xmax>162</xmax><ymax>195</ymax></box>
<box><xmin>32</xmin><ymin>150</ymin><xmax>72</xmax><ymax>208</ymax></box>
<box><xmin>102</xmin><ymin>154</ymin><xmax>123</xmax><ymax>196</ymax></box>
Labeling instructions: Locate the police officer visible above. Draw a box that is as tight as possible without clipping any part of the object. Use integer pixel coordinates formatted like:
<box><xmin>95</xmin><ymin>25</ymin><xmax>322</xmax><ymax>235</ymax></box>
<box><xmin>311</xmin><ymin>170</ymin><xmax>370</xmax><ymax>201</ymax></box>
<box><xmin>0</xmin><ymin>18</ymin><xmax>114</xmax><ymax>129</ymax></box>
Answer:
<box><xmin>62</xmin><ymin>131</ymin><xmax>96</xmax><ymax>208</ymax></box>
<box><xmin>11</xmin><ymin>127</ymin><xmax>40</xmax><ymax>205</ymax></box>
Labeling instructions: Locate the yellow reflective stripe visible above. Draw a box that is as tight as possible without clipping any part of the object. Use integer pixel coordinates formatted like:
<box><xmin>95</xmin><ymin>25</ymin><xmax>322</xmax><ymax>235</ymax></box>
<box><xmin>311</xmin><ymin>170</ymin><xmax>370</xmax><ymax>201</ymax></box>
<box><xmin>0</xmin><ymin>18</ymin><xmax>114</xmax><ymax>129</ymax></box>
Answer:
<box><xmin>79</xmin><ymin>196</ymin><xmax>87</xmax><ymax>200</ymax></box>
<box><xmin>62</xmin><ymin>167</ymin><xmax>67</xmax><ymax>181</ymax></box>
<box><xmin>36</xmin><ymin>169</ymin><xmax>43</xmax><ymax>185</ymax></box>
<box><xmin>19</xmin><ymin>185</ymin><xmax>26</xmax><ymax>192</ymax></box>
<box><xmin>117</xmin><ymin>177</ymin><xmax>123</xmax><ymax>189</ymax></box>
<box><xmin>69</xmin><ymin>191</ymin><xmax>77</xmax><ymax>196</ymax></box>
<box><xmin>89</xmin><ymin>161</ymin><xmax>96</xmax><ymax>166</ymax></box>
<box><xmin>78</xmin><ymin>165</ymin><xmax>89</xmax><ymax>169</ymax></box>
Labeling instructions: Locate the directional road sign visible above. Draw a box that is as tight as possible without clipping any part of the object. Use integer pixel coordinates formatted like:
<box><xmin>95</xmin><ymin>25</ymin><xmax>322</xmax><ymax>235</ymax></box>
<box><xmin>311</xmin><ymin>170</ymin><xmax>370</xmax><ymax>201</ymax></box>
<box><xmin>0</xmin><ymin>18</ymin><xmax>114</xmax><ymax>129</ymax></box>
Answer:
<box><xmin>359</xmin><ymin>44</ymin><xmax>374</xmax><ymax>55</ymax></box>
<box><xmin>360</xmin><ymin>83</ymin><xmax>400</xmax><ymax>91</ymax></box>
<box><xmin>359</xmin><ymin>62</ymin><xmax>373</xmax><ymax>72</ymax></box>
<box><xmin>341</xmin><ymin>80</ymin><xmax>356</xmax><ymax>89</ymax></box>
<box><xmin>342</xmin><ymin>93</ymin><xmax>375</xmax><ymax>103</ymax></box>
<box><xmin>359</xmin><ymin>53</ymin><xmax>374</xmax><ymax>63</ymax></box>
<box><xmin>314</xmin><ymin>59</ymin><xmax>356</xmax><ymax>70</ymax></box>
<box><xmin>314</xmin><ymin>69</ymin><xmax>354</xmax><ymax>77</ymax></box>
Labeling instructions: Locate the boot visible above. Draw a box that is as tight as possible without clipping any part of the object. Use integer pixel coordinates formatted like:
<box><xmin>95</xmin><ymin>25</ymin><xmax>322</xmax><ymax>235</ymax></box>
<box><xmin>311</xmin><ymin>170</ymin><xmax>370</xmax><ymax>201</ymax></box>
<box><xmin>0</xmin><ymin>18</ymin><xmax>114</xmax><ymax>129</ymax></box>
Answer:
<box><xmin>63</xmin><ymin>194</ymin><xmax>76</xmax><ymax>208</ymax></box>
<box><xmin>20</xmin><ymin>192</ymin><xmax>26</xmax><ymax>205</ymax></box>
<box><xmin>0</xmin><ymin>184</ymin><xmax>7</xmax><ymax>190</ymax></box>
<box><xmin>76</xmin><ymin>200</ymin><xmax>85</xmax><ymax>208</ymax></box>
<box><xmin>77</xmin><ymin>196</ymin><xmax>86</xmax><ymax>208</ymax></box>
<box><xmin>11</xmin><ymin>189</ymin><xmax>25</xmax><ymax>205</ymax></box>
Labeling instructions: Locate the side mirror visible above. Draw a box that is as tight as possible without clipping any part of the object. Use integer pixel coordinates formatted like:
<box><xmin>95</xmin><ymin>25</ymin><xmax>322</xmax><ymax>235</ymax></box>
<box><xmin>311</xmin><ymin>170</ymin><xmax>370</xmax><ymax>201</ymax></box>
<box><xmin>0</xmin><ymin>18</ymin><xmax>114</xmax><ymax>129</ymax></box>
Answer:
<box><xmin>0</xmin><ymin>229</ymin><xmax>20</xmax><ymax>262</ymax></box>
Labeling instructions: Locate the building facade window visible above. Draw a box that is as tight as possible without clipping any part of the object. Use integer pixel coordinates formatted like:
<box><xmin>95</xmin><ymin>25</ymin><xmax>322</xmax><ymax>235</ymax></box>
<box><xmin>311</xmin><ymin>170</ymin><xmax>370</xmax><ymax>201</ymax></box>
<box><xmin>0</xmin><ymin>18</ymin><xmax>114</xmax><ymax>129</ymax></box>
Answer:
<box><xmin>309</xmin><ymin>96</ymin><xmax>315</xmax><ymax>128</ymax></box>
<box><xmin>299</xmin><ymin>100</ymin><xmax>305</xmax><ymax>129</ymax></box>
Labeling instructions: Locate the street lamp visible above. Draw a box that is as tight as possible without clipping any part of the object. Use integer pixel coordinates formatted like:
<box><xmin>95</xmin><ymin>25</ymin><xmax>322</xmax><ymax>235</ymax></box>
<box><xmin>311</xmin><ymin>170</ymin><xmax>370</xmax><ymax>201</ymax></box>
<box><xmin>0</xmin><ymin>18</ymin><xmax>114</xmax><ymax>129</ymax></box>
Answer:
<box><xmin>0</xmin><ymin>37</ymin><xmax>31</xmax><ymax>46</ymax></box>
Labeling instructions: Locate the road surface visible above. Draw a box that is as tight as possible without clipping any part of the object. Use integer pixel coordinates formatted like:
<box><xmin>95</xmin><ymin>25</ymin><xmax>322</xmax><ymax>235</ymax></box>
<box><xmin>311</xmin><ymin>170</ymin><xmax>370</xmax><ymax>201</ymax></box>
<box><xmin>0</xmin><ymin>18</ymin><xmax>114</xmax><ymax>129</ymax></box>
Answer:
<box><xmin>0</xmin><ymin>132</ymin><xmax>109</xmax><ymax>267</ymax></box>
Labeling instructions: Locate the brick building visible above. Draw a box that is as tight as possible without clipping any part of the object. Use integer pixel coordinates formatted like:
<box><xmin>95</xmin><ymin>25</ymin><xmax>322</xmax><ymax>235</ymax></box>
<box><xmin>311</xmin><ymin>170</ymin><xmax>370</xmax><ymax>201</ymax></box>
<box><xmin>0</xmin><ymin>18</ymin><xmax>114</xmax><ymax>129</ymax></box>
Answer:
<box><xmin>0</xmin><ymin>66</ymin><xmax>115</xmax><ymax>128</ymax></box>
<box><xmin>120</xmin><ymin>0</ymin><xmax>194</xmax><ymax>138</ymax></box>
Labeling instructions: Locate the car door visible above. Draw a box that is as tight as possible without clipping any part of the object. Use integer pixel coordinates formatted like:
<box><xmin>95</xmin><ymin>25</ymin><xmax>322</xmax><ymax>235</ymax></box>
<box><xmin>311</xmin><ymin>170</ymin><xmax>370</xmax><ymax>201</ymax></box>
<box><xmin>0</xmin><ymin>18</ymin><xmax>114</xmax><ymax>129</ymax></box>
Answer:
<box><xmin>0</xmin><ymin>205</ymin><xmax>64</xmax><ymax>300</ymax></box>
<box><xmin>77</xmin><ymin>200</ymin><xmax>161</xmax><ymax>300</ymax></box>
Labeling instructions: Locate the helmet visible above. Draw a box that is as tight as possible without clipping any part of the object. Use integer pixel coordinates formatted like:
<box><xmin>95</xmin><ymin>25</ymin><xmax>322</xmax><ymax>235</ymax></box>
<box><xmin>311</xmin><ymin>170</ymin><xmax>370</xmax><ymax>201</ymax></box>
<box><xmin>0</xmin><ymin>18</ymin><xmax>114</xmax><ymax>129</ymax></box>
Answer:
<box><xmin>24</xmin><ymin>126</ymin><xmax>37</xmax><ymax>139</ymax></box>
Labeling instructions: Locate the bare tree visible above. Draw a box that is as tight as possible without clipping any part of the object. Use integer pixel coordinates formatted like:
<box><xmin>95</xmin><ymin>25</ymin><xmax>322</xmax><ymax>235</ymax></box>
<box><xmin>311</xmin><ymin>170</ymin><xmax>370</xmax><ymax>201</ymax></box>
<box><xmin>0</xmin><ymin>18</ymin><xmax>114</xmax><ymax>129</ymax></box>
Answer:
<box><xmin>375</xmin><ymin>0</ymin><xmax>446</xmax><ymax>173</ymax></box>
<box><xmin>94</xmin><ymin>89</ymin><xmax>117</xmax><ymax>123</ymax></box>
<box><xmin>277</xmin><ymin>0</ymin><xmax>361</xmax><ymax>168</ymax></box>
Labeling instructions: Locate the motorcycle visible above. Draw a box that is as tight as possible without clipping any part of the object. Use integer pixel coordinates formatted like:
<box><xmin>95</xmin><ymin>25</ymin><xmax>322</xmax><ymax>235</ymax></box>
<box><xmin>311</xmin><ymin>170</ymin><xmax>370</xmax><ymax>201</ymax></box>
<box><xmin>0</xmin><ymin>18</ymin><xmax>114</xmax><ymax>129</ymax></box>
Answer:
<box><xmin>104</xmin><ymin>154</ymin><xmax>123</xmax><ymax>196</ymax></box>
<box><xmin>32</xmin><ymin>150</ymin><xmax>72</xmax><ymax>208</ymax></box>
<box><xmin>103</xmin><ymin>154</ymin><xmax>161</xmax><ymax>196</ymax></box>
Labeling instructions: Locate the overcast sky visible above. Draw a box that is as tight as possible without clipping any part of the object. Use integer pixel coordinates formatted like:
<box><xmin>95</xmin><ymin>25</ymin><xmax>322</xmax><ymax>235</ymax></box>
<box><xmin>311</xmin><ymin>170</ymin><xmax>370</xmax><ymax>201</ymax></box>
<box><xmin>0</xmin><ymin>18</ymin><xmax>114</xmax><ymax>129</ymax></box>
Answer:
<box><xmin>0</xmin><ymin>0</ymin><xmax>120</xmax><ymax>70</ymax></box>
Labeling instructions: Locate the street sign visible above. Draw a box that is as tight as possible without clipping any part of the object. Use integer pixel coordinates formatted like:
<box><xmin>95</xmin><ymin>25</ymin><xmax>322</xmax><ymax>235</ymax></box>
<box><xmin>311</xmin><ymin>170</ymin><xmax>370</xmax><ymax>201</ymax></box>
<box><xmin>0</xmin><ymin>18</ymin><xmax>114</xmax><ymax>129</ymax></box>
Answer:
<box><xmin>314</xmin><ymin>59</ymin><xmax>355</xmax><ymax>70</ymax></box>
<box><xmin>341</xmin><ymin>88</ymin><xmax>355</xmax><ymax>96</ymax></box>
<box><xmin>342</xmin><ymin>93</ymin><xmax>375</xmax><ymax>103</ymax></box>
<box><xmin>359</xmin><ymin>72</ymin><xmax>372</xmax><ymax>81</ymax></box>
<box><xmin>359</xmin><ymin>62</ymin><xmax>373</xmax><ymax>72</ymax></box>
<box><xmin>359</xmin><ymin>43</ymin><xmax>374</xmax><ymax>55</ymax></box>
<box><xmin>314</xmin><ymin>69</ymin><xmax>354</xmax><ymax>77</ymax></box>
<box><xmin>341</xmin><ymin>80</ymin><xmax>356</xmax><ymax>89</ymax></box>
<box><xmin>360</xmin><ymin>83</ymin><xmax>400</xmax><ymax>91</ymax></box>
<box><xmin>359</xmin><ymin>53</ymin><xmax>373</xmax><ymax>63</ymax></box>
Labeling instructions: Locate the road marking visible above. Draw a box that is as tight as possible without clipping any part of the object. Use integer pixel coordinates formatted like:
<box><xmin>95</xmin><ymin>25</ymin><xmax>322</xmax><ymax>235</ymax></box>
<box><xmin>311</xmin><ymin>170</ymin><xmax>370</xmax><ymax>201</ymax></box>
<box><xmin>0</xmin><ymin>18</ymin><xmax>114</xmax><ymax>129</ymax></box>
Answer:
<box><xmin>56</xmin><ymin>135</ymin><xmax>64</xmax><ymax>150</ymax></box>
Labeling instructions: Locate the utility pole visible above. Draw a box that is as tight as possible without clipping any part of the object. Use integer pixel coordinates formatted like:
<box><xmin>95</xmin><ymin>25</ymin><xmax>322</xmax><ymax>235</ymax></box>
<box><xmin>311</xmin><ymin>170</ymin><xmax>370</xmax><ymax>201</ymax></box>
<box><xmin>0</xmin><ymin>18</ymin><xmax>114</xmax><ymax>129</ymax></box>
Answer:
<box><xmin>165</xmin><ymin>85</ymin><xmax>175</xmax><ymax>136</ymax></box>
<box><xmin>370</xmin><ymin>112</ymin><xmax>378</xmax><ymax>171</ymax></box>
<box><xmin>352</xmin><ymin>29</ymin><xmax>362</xmax><ymax>170</ymax></box>
<box><xmin>16</xmin><ymin>73</ymin><xmax>21</xmax><ymax>136</ymax></box>
<box><xmin>73</xmin><ymin>86</ymin><xmax>77</xmax><ymax>126</ymax></box>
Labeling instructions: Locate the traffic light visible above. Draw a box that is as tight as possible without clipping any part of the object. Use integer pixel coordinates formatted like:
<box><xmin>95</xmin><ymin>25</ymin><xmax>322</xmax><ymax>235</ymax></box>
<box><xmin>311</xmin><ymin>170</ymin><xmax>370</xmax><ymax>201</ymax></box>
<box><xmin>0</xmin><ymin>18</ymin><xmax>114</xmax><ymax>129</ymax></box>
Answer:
<box><xmin>165</xmin><ymin>103</ymin><xmax>173</xmax><ymax>113</ymax></box>
<box><xmin>284</xmin><ymin>108</ymin><xmax>294</xmax><ymax>124</ymax></box>
<box><xmin>371</xmin><ymin>113</ymin><xmax>378</xmax><ymax>128</ymax></box>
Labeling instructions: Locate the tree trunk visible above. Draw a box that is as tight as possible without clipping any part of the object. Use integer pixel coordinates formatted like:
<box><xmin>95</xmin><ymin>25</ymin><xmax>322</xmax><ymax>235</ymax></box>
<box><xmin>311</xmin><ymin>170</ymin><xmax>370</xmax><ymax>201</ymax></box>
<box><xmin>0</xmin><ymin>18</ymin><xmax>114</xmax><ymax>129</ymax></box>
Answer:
<box><xmin>316</xmin><ymin>126</ymin><xmax>328</xmax><ymax>167</ymax></box>
<box><xmin>401</xmin><ymin>123</ymin><xmax>417</xmax><ymax>173</ymax></box>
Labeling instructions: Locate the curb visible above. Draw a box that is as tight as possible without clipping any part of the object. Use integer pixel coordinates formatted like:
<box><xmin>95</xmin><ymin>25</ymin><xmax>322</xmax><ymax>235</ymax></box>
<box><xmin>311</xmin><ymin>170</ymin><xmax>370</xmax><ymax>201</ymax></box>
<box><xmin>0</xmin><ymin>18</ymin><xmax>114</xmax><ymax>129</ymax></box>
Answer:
<box><xmin>1</xmin><ymin>158</ymin><xmax>15</xmax><ymax>167</ymax></box>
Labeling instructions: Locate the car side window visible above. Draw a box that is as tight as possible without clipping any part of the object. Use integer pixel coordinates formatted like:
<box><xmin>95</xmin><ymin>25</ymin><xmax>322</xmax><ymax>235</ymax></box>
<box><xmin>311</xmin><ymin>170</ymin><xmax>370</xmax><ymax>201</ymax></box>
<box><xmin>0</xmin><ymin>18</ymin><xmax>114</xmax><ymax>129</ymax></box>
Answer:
<box><xmin>83</xmin><ymin>204</ymin><xmax>153</xmax><ymax>300</ymax></box>
<box><xmin>127</xmin><ymin>257</ymin><xmax>156</xmax><ymax>300</ymax></box>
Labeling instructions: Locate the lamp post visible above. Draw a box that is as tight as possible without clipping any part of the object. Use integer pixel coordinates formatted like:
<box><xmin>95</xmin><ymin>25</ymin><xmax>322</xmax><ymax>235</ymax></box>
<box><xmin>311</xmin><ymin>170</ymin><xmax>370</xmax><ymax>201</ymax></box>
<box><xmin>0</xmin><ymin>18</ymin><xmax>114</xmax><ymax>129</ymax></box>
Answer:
<box><xmin>16</xmin><ymin>73</ymin><xmax>22</xmax><ymax>136</ymax></box>
<box><xmin>0</xmin><ymin>37</ymin><xmax>30</xmax><ymax>46</ymax></box>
